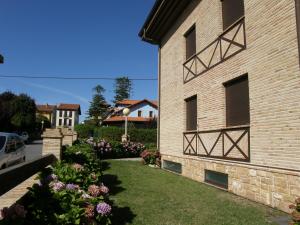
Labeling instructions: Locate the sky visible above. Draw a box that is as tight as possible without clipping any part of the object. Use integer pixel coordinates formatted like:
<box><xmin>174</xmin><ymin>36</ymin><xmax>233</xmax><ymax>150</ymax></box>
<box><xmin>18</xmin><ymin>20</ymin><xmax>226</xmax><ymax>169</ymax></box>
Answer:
<box><xmin>0</xmin><ymin>0</ymin><xmax>158</xmax><ymax>121</ymax></box>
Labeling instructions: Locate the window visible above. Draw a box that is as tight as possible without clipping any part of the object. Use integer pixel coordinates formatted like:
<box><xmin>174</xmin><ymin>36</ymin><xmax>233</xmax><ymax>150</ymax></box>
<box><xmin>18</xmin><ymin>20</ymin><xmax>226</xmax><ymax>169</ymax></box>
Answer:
<box><xmin>163</xmin><ymin>160</ymin><xmax>182</xmax><ymax>174</ymax></box>
<box><xmin>224</xmin><ymin>75</ymin><xmax>250</xmax><ymax>126</ymax></box>
<box><xmin>69</xmin><ymin>111</ymin><xmax>72</xmax><ymax>117</ymax></box>
<box><xmin>68</xmin><ymin>119</ymin><xmax>72</xmax><ymax>126</ymax></box>
<box><xmin>184</xmin><ymin>25</ymin><xmax>196</xmax><ymax>60</ymax></box>
<box><xmin>149</xmin><ymin>111</ymin><xmax>153</xmax><ymax>118</ymax></box>
<box><xmin>138</xmin><ymin>110</ymin><xmax>142</xmax><ymax>117</ymax></box>
<box><xmin>64</xmin><ymin>119</ymin><xmax>67</xmax><ymax>126</ymax></box>
<box><xmin>221</xmin><ymin>0</ymin><xmax>244</xmax><ymax>30</ymax></box>
<box><xmin>205</xmin><ymin>170</ymin><xmax>228</xmax><ymax>189</ymax></box>
<box><xmin>59</xmin><ymin>119</ymin><xmax>62</xmax><ymax>126</ymax></box>
<box><xmin>59</xmin><ymin>110</ymin><xmax>62</xmax><ymax>117</ymax></box>
<box><xmin>185</xmin><ymin>95</ymin><xmax>197</xmax><ymax>131</ymax></box>
<box><xmin>0</xmin><ymin>136</ymin><xmax>6</xmax><ymax>150</ymax></box>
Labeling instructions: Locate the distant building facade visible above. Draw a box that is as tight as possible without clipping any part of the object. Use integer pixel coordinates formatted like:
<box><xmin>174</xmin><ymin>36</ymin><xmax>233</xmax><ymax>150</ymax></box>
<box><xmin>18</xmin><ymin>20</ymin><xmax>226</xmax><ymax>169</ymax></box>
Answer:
<box><xmin>103</xmin><ymin>99</ymin><xmax>158</xmax><ymax>128</ymax></box>
<box><xmin>56</xmin><ymin>104</ymin><xmax>81</xmax><ymax>129</ymax></box>
<box><xmin>36</xmin><ymin>104</ymin><xmax>56</xmax><ymax>127</ymax></box>
<box><xmin>36</xmin><ymin>103</ymin><xmax>81</xmax><ymax>129</ymax></box>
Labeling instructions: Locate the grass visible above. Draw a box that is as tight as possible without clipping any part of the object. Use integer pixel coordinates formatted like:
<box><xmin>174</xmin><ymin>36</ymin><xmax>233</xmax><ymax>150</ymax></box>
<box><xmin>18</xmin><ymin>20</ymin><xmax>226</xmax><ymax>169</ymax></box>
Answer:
<box><xmin>102</xmin><ymin>160</ymin><xmax>284</xmax><ymax>225</ymax></box>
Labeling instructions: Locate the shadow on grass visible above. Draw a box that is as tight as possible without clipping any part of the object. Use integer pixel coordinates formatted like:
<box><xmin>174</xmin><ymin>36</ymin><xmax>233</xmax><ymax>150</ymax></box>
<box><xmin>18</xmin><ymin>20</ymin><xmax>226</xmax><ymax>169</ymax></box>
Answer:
<box><xmin>111</xmin><ymin>206</ymin><xmax>136</xmax><ymax>225</ymax></box>
<box><xmin>102</xmin><ymin>174</ymin><xmax>125</xmax><ymax>195</ymax></box>
<box><xmin>101</xmin><ymin>161</ymin><xmax>111</xmax><ymax>171</ymax></box>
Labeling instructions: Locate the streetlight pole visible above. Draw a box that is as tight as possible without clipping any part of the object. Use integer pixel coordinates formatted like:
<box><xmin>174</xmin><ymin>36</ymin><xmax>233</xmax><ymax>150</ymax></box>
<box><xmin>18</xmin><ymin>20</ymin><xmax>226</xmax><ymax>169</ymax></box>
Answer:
<box><xmin>41</xmin><ymin>120</ymin><xmax>44</xmax><ymax>132</ymax></box>
<box><xmin>122</xmin><ymin>108</ymin><xmax>130</xmax><ymax>142</ymax></box>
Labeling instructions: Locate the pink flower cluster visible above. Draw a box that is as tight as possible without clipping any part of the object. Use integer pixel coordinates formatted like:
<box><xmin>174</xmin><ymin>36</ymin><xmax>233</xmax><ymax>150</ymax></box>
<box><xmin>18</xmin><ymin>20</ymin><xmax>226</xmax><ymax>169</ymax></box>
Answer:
<box><xmin>0</xmin><ymin>204</ymin><xmax>27</xmax><ymax>220</ymax></box>
<box><xmin>72</xmin><ymin>163</ymin><xmax>84</xmax><ymax>171</ymax></box>
<box><xmin>96</xmin><ymin>202</ymin><xmax>111</xmax><ymax>216</ymax></box>
<box><xmin>50</xmin><ymin>181</ymin><xmax>65</xmax><ymax>192</ymax></box>
<box><xmin>87</xmin><ymin>184</ymin><xmax>109</xmax><ymax>197</ymax></box>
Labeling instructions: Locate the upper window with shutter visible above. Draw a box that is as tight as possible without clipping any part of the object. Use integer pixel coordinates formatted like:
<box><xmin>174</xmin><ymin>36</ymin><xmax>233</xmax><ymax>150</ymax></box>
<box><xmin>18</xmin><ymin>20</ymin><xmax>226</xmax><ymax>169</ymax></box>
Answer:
<box><xmin>221</xmin><ymin>0</ymin><xmax>244</xmax><ymax>30</ymax></box>
<box><xmin>224</xmin><ymin>75</ymin><xmax>250</xmax><ymax>127</ymax></box>
<box><xmin>184</xmin><ymin>25</ymin><xmax>196</xmax><ymax>60</ymax></box>
<box><xmin>185</xmin><ymin>95</ymin><xmax>197</xmax><ymax>131</ymax></box>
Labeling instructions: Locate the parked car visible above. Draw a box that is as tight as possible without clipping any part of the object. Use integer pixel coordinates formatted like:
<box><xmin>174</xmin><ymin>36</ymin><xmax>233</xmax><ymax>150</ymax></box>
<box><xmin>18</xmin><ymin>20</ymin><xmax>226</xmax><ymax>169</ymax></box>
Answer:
<box><xmin>0</xmin><ymin>132</ymin><xmax>26</xmax><ymax>169</ymax></box>
<box><xmin>20</xmin><ymin>131</ymin><xmax>29</xmax><ymax>144</ymax></box>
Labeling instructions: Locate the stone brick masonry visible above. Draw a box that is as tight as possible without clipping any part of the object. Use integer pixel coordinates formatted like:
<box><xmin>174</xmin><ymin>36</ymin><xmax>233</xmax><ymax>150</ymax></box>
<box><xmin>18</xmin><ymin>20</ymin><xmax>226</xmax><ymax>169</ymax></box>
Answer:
<box><xmin>162</xmin><ymin>154</ymin><xmax>300</xmax><ymax>213</ymax></box>
<box><xmin>158</xmin><ymin>0</ymin><xmax>300</xmax><ymax>213</ymax></box>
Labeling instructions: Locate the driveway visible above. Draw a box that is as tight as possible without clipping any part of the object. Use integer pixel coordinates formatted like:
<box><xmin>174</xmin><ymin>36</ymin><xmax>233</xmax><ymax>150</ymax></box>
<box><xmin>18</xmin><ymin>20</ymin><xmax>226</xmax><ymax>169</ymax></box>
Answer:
<box><xmin>25</xmin><ymin>140</ymin><xmax>43</xmax><ymax>161</ymax></box>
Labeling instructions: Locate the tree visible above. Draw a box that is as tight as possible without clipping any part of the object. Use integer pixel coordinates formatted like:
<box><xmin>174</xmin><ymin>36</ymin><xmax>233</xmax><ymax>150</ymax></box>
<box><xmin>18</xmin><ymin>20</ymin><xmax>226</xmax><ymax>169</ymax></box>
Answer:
<box><xmin>88</xmin><ymin>85</ymin><xmax>110</xmax><ymax>125</ymax></box>
<box><xmin>10</xmin><ymin>94</ymin><xmax>36</xmax><ymax>131</ymax></box>
<box><xmin>0</xmin><ymin>91</ymin><xmax>36</xmax><ymax>132</ymax></box>
<box><xmin>113</xmin><ymin>77</ymin><xmax>132</xmax><ymax>104</ymax></box>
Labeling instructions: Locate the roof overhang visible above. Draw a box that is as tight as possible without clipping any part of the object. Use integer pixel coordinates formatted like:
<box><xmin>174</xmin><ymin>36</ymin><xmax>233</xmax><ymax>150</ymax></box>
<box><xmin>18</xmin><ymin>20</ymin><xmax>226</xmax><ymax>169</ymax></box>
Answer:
<box><xmin>138</xmin><ymin>0</ymin><xmax>191</xmax><ymax>45</ymax></box>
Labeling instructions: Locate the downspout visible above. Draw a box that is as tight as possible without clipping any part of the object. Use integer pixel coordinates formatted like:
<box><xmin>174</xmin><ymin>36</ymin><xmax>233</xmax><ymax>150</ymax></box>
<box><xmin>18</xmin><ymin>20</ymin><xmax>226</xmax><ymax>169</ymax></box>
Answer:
<box><xmin>295</xmin><ymin>0</ymin><xmax>300</xmax><ymax>67</ymax></box>
<box><xmin>157</xmin><ymin>46</ymin><xmax>161</xmax><ymax>151</ymax></box>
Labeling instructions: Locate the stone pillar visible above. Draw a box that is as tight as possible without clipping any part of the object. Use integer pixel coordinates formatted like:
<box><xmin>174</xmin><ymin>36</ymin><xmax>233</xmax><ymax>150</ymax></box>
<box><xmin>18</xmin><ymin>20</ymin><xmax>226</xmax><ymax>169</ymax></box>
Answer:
<box><xmin>61</xmin><ymin>128</ymin><xmax>74</xmax><ymax>146</ymax></box>
<box><xmin>73</xmin><ymin>131</ymin><xmax>78</xmax><ymax>142</ymax></box>
<box><xmin>42</xmin><ymin>128</ymin><xmax>63</xmax><ymax>160</ymax></box>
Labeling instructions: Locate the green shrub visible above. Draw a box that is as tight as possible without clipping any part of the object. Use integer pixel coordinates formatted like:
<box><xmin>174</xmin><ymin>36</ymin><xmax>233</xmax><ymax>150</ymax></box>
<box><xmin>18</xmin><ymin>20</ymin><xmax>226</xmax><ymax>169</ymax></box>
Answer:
<box><xmin>74</xmin><ymin>124</ymin><xmax>95</xmax><ymax>138</ymax></box>
<box><xmin>93</xmin><ymin>126</ymin><xmax>157</xmax><ymax>144</ymax></box>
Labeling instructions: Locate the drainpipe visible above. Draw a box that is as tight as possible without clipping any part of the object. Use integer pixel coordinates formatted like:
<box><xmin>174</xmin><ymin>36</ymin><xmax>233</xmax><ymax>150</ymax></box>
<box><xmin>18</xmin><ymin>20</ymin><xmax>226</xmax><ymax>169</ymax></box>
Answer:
<box><xmin>295</xmin><ymin>0</ymin><xmax>300</xmax><ymax>67</ymax></box>
<box><xmin>157</xmin><ymin>46</ymin><xmax>161</xmax><ymax>151</ymax></box>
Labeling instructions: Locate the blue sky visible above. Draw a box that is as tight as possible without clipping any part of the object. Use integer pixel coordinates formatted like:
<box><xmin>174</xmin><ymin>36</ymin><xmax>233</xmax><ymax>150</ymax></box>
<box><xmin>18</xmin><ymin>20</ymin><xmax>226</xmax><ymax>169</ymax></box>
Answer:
<box><xmin>0</xmin><ymin>0</ymin><xmax>157</xmax><ymax>121</ymax></box>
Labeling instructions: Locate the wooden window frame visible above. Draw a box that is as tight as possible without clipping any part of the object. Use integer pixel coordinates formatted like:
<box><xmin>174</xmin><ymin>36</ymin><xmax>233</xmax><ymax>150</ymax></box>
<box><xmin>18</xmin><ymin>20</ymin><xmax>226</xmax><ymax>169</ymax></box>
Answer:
<box><xmin>149</xmin><ymin>111</ymin><xmax>153</xmax><ymax>118</ymax></box>
<box><xmin>221</xmin><ymin>0</ymin><xmax>245</xmax><ymax>31</ymax></box>
<box><xmin>224</xmin><ymin>74</ymin><xmax>250</xmax><ymax>127</ymax></box>
<box><xmin>138</xmin><ymin>110</ymin><xmax>142</xmax><ymax>117</ymax></box>
<box><xmin>184</xmin><ymin>24</ymin><xmax>196</xmax><ymax>60</ymax></box>
<box><xmin>185</xmin><ymin>95</ymin><xmax>197</xmax><ymax>131</ymax></box>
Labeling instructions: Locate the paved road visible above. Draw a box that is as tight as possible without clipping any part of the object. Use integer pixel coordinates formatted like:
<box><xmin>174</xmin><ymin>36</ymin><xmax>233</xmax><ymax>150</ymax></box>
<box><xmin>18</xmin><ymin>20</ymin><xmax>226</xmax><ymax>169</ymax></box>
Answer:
<box><xmin>25</xmin><ymin>140</ymin><xmax>43</xmax><ymax>161</ymax></box>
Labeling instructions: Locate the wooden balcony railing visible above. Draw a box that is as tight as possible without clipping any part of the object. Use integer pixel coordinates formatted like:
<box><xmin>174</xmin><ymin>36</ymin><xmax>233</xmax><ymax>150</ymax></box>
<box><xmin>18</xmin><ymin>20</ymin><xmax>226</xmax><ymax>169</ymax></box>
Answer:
<box><xmin>183</xmin><ymin>126</ymin><xmax>250</xmax><ymax>162</ymax></box>
<box><xmin>183</xmin><ymin>17</ymin><xmax>246</xmax><ymax>83</ymax></box>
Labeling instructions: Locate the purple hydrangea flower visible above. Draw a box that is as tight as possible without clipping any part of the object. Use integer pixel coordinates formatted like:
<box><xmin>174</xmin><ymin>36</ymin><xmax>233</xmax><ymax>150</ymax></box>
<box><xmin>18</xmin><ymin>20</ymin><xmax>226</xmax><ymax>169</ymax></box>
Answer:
<box><xmin>96</xmin><ymin>203</ymin><xmax>111</xmax><ymax>216</ymax></box>
<box><xmin>50</xmin><ymin>181</ymin><xmax>65</xmax><ymax>192</ymax></box>
<box><xmin>66</xmin><ymin>183</ymin><xmax>79</xmax><ymax>191</ymax></box>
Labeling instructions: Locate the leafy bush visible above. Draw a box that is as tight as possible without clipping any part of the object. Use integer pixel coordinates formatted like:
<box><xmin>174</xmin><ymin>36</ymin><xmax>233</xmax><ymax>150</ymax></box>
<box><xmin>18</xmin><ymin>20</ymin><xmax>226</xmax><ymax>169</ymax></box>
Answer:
<box><xmin>91</xmin><ymin>139</ymin><xmax>146</xmax><ymax>159</ymax></box>
<box><xmin>140</xmin><ymin>150</ymin><xmax>161</xmax><ymax>167</ymax></box>
<box><xmin>75</xmin><ymin>124</ymin><xmax>157</xmax><ymax>144</ymax></box>
<box><xmin>0</xmin><ymin>143</ymin><xmax>112</xmax><ymax>225</ymax></box>
<box><xmin>289</xmin><ymin>197</ymin><xmax>300</xmax><ymax>225</ymax></box>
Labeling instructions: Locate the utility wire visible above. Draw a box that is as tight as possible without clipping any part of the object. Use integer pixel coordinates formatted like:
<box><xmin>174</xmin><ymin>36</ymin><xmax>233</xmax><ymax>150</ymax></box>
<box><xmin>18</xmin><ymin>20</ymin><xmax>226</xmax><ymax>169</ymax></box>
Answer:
<box><xmin>0</xmin><ymin>74</ymin><xmax>157</xmax><ymax>81</ymax></box>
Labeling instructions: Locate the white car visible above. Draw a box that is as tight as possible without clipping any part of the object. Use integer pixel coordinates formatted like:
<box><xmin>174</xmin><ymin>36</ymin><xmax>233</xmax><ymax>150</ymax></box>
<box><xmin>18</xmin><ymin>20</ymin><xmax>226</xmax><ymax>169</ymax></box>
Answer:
<box><xmin>0</xmin><ymin>132</ymin><xmax>26</xmax><ymax>169</ymax></box>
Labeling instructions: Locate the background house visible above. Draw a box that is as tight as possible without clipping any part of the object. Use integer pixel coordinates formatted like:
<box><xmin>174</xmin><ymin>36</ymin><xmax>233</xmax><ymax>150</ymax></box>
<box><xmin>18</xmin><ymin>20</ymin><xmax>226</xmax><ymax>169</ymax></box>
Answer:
<box><xmin>103</xmin><ymin>99</ymin><xmax>158</xmax><ymax>128</ymax></box>
<box><xmin>55</xmin><ymin>104</ymin><xmax>81</xmax><ymax>129</ymax></box>
<box><xmin>140</xmin><ymin>0</ymin><xmax>300</xmax><ymax>213</ymax></box>
<box><xmin>36</xmin><ymin>104</ymin><xmax>56</xmax><ymax>127</ymax></box>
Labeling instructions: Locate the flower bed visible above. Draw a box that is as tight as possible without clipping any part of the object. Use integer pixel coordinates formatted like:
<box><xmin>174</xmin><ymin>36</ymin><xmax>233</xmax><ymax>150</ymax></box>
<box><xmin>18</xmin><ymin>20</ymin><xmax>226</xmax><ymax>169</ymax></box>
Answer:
<box><xmin>289</xmin><ymin>197</ymin><xmax>300</xmax><ymax>225</ymax></box>
<box><xmin>140</xmin><ymin>150</ymin><xmax>161</xmax><ymax>167</ymax></box>
<box><xmin>0</xmin><ymin>143</ymin><xmax>112</xmax><ymax>225</ymax></box>
<box><xmin>87</xmin><ymin>138</ymin><xmax>145</xmax><ymax>159</ymax></box>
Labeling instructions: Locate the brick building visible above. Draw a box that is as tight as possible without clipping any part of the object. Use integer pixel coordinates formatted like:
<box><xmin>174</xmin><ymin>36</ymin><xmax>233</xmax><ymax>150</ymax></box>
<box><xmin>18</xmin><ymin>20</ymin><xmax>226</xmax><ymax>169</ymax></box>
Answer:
<box><xmin>139</xmin><ymin>0</ymin><xmax>300</xmax><ymax>212</ymax></box>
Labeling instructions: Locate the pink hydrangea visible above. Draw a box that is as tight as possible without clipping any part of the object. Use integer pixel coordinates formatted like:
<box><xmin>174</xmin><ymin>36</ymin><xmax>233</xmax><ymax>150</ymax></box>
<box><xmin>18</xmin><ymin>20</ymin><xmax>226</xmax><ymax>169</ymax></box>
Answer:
<box><xmin>72</xmin><ymin>163</ymin><xmax>84</xmax><ymax>171</ymax></box>
<box><xmin>50</xmin><ymin>181</ymin><xmax>65</xmax><ymax>192</ymax></box>
<box><xmin>100</xmin><ymin>184</ymin><xmax>109</xmax><ymax>195</ymax></box>
<box><xmin>88</xmin><ymin>185</ymin><xmax>101</xmax><ymax>197</ymax></box>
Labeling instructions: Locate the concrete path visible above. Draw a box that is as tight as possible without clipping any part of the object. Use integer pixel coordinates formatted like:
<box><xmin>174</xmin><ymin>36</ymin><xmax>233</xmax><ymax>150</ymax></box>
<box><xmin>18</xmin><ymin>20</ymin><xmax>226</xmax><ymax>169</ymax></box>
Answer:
<box><xmin>25</xmin><ymin>140</ymin><xmax>43</xmax><ymax>161</ymax></box>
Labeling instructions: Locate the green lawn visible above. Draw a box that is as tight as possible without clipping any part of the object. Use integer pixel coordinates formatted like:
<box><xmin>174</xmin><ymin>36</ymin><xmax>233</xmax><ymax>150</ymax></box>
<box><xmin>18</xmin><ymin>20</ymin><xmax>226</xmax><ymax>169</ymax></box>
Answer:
<box><xmin>102</xmin><ymin>160</ymin><xmax>283</xmax><ymax>225</ymax></box>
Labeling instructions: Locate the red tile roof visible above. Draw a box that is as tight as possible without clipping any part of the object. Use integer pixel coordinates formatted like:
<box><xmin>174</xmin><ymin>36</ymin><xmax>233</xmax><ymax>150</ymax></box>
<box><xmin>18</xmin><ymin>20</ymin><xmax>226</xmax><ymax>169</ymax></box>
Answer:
<box><xmin>57</xmin><ymin>104</ymin><xmax>80</xmax><ymax>110</ymax></box>
<box><xmin>116</xmin><ymin>99</ymin><xmax>158</xmax><ymax>109</ymax></box>
<box><xmin>116</xmin><ymin>100</ymin><xmax>140</xmax><ymax>105</ymax></box>
<box><xmin>104</xmin><ymin>116</ymin><xmax>152</xmax><ymax>123</ymax></box>
<box><xmin>36</xmin><ymin>104</ymin><xmax>56</xmax><ymax>113</ymax></box>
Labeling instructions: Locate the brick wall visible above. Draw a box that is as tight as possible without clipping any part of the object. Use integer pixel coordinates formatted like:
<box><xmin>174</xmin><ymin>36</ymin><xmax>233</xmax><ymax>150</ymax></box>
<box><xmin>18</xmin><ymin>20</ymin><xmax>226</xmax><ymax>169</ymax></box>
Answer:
<box><xmin>159</xmin><ymin>0</ymin><xmax>300</xmax><ymax>170</ymax></box>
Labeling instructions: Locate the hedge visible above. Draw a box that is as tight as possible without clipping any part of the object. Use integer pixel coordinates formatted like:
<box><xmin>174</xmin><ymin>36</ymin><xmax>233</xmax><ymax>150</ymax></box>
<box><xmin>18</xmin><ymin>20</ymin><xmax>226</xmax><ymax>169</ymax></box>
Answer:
<box><xmin>75</xmin><ymin>125</ymin><xmax>157</xmax><ymax>144</ymax></box>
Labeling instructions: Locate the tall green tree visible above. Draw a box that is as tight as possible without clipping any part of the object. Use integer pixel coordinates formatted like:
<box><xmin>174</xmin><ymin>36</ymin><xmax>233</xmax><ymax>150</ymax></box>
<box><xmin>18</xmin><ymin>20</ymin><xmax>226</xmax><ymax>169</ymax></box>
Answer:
<box><xmin>0</xmin><ymin>91</ymin><xmax>36</xmax><ymax>132</ymax></box>
<box><xmin>88</xmin><ymin>85</ymin><xmax>110</xmax><ymax>125</ymax></box>
<box><xmin>113</xmin><ymin>77</ymin><xmax>132</xmax><ymax>104</ymax></box>
<box><xmin>11</xmin><ymin>94</ymin><xmax>36</xmax><ymax>131</ymax></box>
